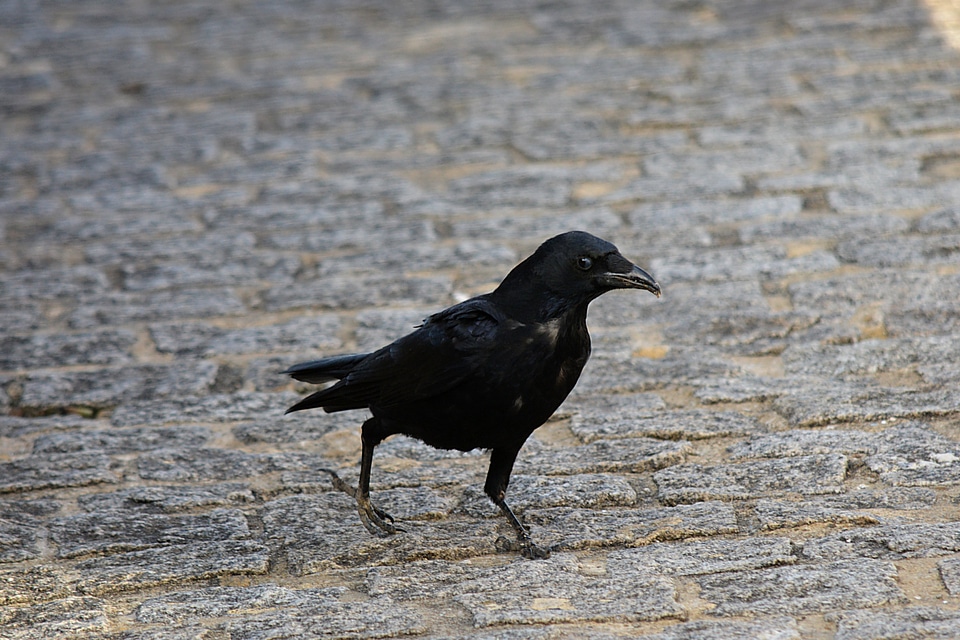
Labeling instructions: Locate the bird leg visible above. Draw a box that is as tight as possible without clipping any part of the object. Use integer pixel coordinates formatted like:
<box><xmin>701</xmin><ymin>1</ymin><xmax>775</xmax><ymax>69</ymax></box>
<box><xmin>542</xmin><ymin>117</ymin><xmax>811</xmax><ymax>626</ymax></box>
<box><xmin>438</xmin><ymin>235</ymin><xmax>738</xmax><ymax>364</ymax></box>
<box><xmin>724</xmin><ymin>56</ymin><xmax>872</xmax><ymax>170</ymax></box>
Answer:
<box><xmin>319</xmin><ymin>424</ymin><xmax>402</xmax><ymax>536</ymax></box>
<box><xmin>486</xmin><ymin>447</ymin><xmax>550</xmax><ymax>559</ymax></box>
<box><xmin>493</xmin><ymin>496</ymin><xmax>550</xmax><ymax>559</ymax></box>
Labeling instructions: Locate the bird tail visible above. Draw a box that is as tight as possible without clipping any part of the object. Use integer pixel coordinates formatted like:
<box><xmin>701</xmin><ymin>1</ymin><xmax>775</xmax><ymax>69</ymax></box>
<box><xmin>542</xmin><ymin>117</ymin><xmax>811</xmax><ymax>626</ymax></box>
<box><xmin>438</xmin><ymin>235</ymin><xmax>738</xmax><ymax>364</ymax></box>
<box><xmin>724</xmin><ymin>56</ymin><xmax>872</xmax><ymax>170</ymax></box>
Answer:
<box><xmin>282</xmin><ymin>353</ymin><xmax>370</xmax><ymax>415</ymax></box>
<box><xmin>285</xmin><ymin>389</ymin><xmax>333</xmax><ymax>414</ymax></box>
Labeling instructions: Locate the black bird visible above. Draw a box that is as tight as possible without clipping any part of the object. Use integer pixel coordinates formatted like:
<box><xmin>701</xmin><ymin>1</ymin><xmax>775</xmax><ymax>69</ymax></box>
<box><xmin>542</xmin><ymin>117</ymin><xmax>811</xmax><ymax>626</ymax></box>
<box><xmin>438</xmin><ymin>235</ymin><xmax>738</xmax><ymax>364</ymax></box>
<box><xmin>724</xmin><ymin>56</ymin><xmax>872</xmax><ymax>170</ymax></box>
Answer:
<box><xmin>283</xmin><ymin>231</ymin><xmax>660</xmax><ymax>558</ymax></box>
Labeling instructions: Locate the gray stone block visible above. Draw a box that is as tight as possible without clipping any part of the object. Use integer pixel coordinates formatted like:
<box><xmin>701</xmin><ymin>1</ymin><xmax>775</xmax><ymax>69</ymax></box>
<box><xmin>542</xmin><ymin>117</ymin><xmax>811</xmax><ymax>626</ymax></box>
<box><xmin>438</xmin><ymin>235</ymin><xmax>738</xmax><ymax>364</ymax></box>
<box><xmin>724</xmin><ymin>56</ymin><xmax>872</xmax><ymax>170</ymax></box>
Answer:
<box><xmin>513</xmin><ymin>121</ymin><xmax>686</xmax><ymax>161</ymax></box>
<box><xmin>0</xmin><ymin>499</ymin><xmax>59</xmax><ymax>563</ymax></box>
<box><xmin>939</xmin><ymin>557</ymin><xmax>960</xmax><ymax>596</ymax></box>
<box><xmin>754</xmin><ymin>499</ymin><xmax>881</xmax><ymax>532</ymax></box>
<box><xmin>150</xmin><ymin>314</ymin><xmax>342</xmax><ymax>357</ymax></box>
<box><xmin>119</xmin><ymin>253</ymin><xmax>300</xmax><ymax>292</ymax></box>
<box><xmin>609</xmin><ymin>537</ymin><xmax>795</xmax><ymax>577</ymax></box>
<box><xmin>0</xmin><ymin>565</ymin><xmax>71</xmax><ymax>606</ymax></box>
<box><xmin>0</xmin><ymin>453</ymin><xmax>117</xmax><ymax>493</ymax></box>
<box><xmin>630</xmin><ymin>195</ymin><xmax>803</xmax><ymax>231</ymax></box>
<box><xmin>517</xmin><ymin>437</ymin><xmax>690</xmax><ymax>475</ymax></box>
<box><xmin>458</xmin><ymin>556</ymin><xmax>681</xmax><ymax>626</ymax></box>
<box><xmin>261</xmin><ymin>217</ymin><xmax>435</xmax><ymax>253</ymax></box>
<box><xmin>446</xmin><ymin>166</ymin><xmax>578</xmax><ymax>208</ymax></box>
<box><xmin>698</xmin><ymin>558</ymin><xmax>905</xmax><ymax>616</ymax></box>
<box><xmin>773</xmin><ymin>381</ymin><xmax>960</xmax><ymax>427</ymax></box>
<box><xmin>0</xmin><ymin>304</ymin><xmax>46</xmax><ymax>336</ymax></box>
<box><xmin>783</xmin><ymin>336</ymin><xmax>960</xmax><ymax>379</ymax></box>
<box><xmin>604</xmin><ymin>168</ymin><xmax>745</xmax><ymax>203</ymax></box>
<box><xmin>528</xmin><ymin>501</ymin><xmax>739</xmax><ymax>551</ymax></box>
<box><xmin>572</xmin><ymin>349</ymin><xmax>739</xmax><ymax>397</ymax></box>
<box><xmin>629</xmin><ymin>618</ymin><xmax>802</xmax><ymax>640</ymax></box>
<box><xmin>74</xmin><ymin>539</ymin><xmax>270</xmax><ymax>595</ymax></box>
<box><xmin>24</xmin><ymin>211</ymin><xmax>201</xmax><ymax>245</ymax></box>
<box><xmin>0</xmin><ymin>414</ymin><xmax>98</xmax><ymax>438</ymax></box>
<box><xmin>233</xmin><ymin>413</ymin><xmax>357</xmax><ymax>444</ymax></box>
<box><xmin>833</xmin><ymin>607</ymin><xmax>960</xmax><ymax>640</ymax></box>
<box><xmin>0</xmin><ymin>329</ymin><xmax>137</xmax><ymax>370</ymax></box>
<box><xmin>20</xmin><ymin>361</ymin><xmax>223</xmax><ymax>410</ymax></box>
<box><xmin>68</xmin><ymin>288</ymin><xmax>247</xmax><ymax>328</ymax></box>
<box><xmin>261</xmin><ymin>273</ymin><xmax>452</xmax><ymax>312</ymax></box>
<box><xmin>665</xmin><ymin>309</ymin><xmax>821</xmax><ymax>356</ymax></box>
<box><xmin>0</xmin><ymin>266</ymin><xmax>109</xmax><ymax>301</ymax></box>
<box><xmin>787</xmin><ymin>268</ymin><xmax>956</xmax><ymax>323</ymax></box>
<box><xmin>110</xmin><ymin>391</ymin><xmax>299</xmax><ymax>426</ymax></box>
<box><xmin>32</xmin><ymin>426</ymin><xmax>211</xmax><ymax>455</ymax></box>
<box><xmin>571</xmin><ymin>405</ymin><xmax>761</xmax><ymax>442</ymax></box>
<box><xmin>837</xmin><ymin>233</ymin><xmax>960</xmax><ymax>268</ymax></box>
<box><xmin>136</xmin><ymin>447</ymin><xmax>320</xmax><ymax>482</ymax></box>
<box><xmin>694</xmin><ymin>376</ymin><xmax>793</xmax><ymax>404</ymax></box>
<box><xmin>917</xmin><ymin>206</ymin><xmax>960</xmax><ymax>233</ymax></box>
<box><xmin>740</xmin><ymin>212</ymin><xmax>909</xmax><ymax>244</ymax></box>
<box><xmin>135</xmin><ymin>584</ymin><xmax>426</xmax><ymax>639</ymax></box>
<box><xmin>450</xmin><ymin>207</ymin><xmax>624</xmax><ymax>242</ymax></box>
<box><xmin>890</xmin><ymin>100</ymin><xmax>960</xmax><ymax>134</ymax></box>
<box><xmin>0</xmin><ymin>597</ymin><xmax>108</xmax><ymax>640</ymax></box>
<box><xmin>50</xmin><ymin>508</ymin><xmax>251</xmax><ymax>558</ymax></box>
<box><xmin>315</xmin><ymin>239</ymin><xmax>517</xmax><ymax>279</ymax></box>
<box><xmin>729</xmin><ymin>426</ymin><xmax>883</xmax><ymax>458</ymax></box>
<box><xmin>829</xmin><ymin>183</ymin><xmax>960</xmax><ymax>215</ymax></box>
<box><xmin>367</xmin><ymin>553</ymin><xmax>682</xmax><ymax>627</ymax></box>
<box><xmin>77</xmin><ymin>483</ymin><xmax>255</xmax><ymax>513</ymax></box>
<box><xmin>802</xmin><ymin>523</ymin><xmax>960</xmax><ymax>560</ymax></box>
<box><xmin>654</xmin><ymin>454</ymin><xmax>847</xmax><ymax>505</ymax></box>
<box><xmin>731</xmin><ymin>423</ymin><xmax>960</xmax><ymax>487</ymax></box>
<box><xmin>114</xmin><ymin>625</ymin><xmax>209</xmax><ymax>640</ymax></box>
<box><xmin>917</xmin><ymin>361</ymin><xmax>960</xmax><ymax>386</ymax></box>
<box><xmin>651</xmin><ymin>245</ymin><xmax>839</xmax><ymax>284</ymax></box>
<box><xmin>754</xmin><ymin>488</ymin><xmax>936</xmax><ymax>531</ymax></box>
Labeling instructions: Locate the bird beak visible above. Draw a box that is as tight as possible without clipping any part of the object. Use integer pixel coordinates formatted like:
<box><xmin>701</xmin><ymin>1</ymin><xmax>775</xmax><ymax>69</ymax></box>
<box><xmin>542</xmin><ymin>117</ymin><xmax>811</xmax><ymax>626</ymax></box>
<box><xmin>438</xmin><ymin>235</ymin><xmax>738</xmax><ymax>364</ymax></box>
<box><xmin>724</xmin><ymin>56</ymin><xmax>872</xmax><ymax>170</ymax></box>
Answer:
<box><xmin>599</xmin><ymin>263</ymin><xmax>661</xmax><ymax>297</ymax></box>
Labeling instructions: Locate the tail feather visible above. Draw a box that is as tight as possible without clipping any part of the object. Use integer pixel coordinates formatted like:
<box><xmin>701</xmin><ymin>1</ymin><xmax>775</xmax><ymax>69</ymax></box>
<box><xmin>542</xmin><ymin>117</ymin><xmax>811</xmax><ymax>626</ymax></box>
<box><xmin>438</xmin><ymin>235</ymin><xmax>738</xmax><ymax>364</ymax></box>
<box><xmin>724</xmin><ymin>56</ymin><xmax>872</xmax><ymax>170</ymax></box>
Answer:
<box><xmin>282</xmin><ymin>353</ymin><xmax>368</xmax><ymax>384</ymax></box>
<box><xmin>285</xmin><ymin>389</ymin><xmax>334</xmax><ymax>414</ymax></box>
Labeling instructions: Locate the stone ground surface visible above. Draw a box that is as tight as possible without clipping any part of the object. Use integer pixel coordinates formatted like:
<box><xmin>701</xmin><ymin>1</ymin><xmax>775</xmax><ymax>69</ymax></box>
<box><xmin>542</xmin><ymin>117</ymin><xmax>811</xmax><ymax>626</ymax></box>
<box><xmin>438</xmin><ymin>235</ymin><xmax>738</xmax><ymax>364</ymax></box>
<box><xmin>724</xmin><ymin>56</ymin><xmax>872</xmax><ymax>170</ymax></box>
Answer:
<box><xmin>2</xmin><ymin>0</ymin><xmax>960</xmax><ymax>638</ymax></box>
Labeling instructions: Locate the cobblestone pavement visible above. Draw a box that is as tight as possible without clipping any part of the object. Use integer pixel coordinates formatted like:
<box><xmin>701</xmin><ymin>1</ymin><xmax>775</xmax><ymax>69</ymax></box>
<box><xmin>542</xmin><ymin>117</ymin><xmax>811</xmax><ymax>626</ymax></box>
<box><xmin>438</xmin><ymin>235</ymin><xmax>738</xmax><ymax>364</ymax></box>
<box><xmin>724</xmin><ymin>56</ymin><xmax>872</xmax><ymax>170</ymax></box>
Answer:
<box><xmin>3</xmin><ymin>0</ymin><xmax>960</xmax><ymax>638</ymax></box>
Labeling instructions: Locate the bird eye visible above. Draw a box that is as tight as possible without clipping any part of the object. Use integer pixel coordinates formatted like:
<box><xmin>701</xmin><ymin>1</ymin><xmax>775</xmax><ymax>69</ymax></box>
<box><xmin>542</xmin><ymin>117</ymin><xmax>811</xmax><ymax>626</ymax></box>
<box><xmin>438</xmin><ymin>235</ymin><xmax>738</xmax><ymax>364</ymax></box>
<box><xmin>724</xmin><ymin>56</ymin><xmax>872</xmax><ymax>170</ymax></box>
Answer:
<box><xmin>576</xmin><ymin>256</ymin><xmax>593</xmax><ymax>271</ymax></box>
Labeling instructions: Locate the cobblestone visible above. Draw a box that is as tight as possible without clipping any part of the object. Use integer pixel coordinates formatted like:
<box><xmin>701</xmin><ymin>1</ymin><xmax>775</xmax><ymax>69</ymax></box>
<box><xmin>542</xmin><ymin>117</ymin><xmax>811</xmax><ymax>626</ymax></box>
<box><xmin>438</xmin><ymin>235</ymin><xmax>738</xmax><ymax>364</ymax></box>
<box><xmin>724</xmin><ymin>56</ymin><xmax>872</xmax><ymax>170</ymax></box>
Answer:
<box><xmin>3</xmin><ymin>0</ymin><xmax>960</xmax><ymax>637</ymax></box>
<box><xmin>698</xmin><ymin>559</ymin><xmax>906</xmax><ymax>617</ymax></box>
<box><xmin>833</xmin><ymin>607</ymin><xmax>960</xmax><ymax>639</ymax></box>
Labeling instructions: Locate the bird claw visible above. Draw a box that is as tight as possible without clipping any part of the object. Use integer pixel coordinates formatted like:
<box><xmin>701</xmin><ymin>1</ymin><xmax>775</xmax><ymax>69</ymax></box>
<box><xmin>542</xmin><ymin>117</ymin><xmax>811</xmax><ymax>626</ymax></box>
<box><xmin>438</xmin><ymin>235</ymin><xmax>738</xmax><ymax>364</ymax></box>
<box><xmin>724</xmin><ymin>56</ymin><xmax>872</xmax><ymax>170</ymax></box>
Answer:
<box><xmin>374</xmin><ymin>506</ymin><xmax>396</xmax><ymax>524</ymax></box>
<box><xmin>320</xmin><ymin>468</ymin><xmax>404</xmax><ymax>536</ymax></box>
<box><xmin>358</xmin><ymin>498</ymin><xmax>404</xmax><ymax>536</ymax></box>
<box><xmin>495</xmin><ymin>534</ymin><xmax>551</xmax><ymax>559</ymax></box>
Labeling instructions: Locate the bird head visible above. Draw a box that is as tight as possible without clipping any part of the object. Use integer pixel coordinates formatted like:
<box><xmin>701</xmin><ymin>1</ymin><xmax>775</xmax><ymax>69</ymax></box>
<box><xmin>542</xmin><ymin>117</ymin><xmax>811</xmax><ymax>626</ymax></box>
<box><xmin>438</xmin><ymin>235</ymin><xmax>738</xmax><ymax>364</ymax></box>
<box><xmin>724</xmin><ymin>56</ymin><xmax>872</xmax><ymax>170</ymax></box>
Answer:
<box><xmin>495</xmin><ymin>231</ymin><xmax>661</xmax><ymax>319</ymax></box>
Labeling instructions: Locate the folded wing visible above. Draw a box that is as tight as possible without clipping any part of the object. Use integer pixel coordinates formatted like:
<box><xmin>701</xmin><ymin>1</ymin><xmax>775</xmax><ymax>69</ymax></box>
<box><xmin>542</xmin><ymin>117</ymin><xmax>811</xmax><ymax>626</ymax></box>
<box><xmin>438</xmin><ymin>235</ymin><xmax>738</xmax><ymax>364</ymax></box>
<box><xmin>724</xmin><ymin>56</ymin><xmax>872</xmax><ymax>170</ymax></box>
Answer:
<box><xmin>285</xmin><ymin>297</ymin><xmax>504</xmax><ymax>414</ymax></box>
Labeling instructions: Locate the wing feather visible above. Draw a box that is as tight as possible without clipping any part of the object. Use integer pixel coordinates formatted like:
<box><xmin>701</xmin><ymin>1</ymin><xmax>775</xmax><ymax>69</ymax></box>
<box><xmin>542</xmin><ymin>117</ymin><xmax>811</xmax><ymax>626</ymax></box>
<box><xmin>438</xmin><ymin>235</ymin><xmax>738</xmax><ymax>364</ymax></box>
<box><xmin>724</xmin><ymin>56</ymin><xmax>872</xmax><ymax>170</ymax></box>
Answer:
<box><xmin>304</xmin><ymin>297</ymin><xmax>504</xmax><ymax>412</ymax></box>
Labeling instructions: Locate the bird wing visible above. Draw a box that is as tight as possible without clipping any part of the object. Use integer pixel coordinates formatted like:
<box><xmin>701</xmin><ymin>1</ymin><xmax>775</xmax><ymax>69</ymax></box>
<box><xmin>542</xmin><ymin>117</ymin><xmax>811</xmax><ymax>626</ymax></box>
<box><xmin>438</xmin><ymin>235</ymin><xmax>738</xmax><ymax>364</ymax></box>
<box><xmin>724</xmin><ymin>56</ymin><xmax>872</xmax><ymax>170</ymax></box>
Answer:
<box><xmin>301</xmin><ymin>296</ymin><xmax>506</xmax><ymax>412</ymax></box>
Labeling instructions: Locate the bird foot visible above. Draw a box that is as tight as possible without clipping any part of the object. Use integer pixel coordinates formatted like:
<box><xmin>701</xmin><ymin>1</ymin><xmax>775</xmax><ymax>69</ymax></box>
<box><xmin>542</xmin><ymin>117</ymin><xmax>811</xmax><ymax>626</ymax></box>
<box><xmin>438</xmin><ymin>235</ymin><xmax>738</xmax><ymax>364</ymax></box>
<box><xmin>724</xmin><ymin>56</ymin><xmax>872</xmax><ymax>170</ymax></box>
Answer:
<box><xmin>495</xmin><ymin>534</ymin><xmax>551</xmax><ymax>559</ymax></box>
<box><xmin>319</xmin><ymin>468</ymin><xmax>404</xmax><ymax>536</ymax></box>
<box><xmin>493</xmin><ymin>497</ymin><xmax>550</xmax><ymax>558</ymax></box>
<box><xmin>358</xmin><ymin>497</ymin><xmax>404</xmax><ymax>536</ymax></box>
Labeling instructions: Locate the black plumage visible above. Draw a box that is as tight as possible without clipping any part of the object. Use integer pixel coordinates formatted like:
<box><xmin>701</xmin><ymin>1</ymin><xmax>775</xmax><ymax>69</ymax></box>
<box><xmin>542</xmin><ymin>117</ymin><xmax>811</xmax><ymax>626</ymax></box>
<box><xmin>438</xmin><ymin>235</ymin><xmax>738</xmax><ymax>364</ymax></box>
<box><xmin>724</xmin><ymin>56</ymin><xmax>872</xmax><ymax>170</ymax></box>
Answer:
<box><xmin>284</xmin><ymin>231</ymin><xmax>660</xmax><ymax>557</ymax></box>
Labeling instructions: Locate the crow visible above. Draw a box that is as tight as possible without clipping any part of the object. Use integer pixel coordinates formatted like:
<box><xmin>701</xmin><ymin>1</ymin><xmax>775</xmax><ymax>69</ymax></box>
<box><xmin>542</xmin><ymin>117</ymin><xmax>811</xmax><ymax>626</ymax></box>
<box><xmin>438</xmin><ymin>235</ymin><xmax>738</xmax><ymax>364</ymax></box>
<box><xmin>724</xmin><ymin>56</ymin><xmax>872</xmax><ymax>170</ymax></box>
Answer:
<box><xmin>283</xmin><ymin>231</ymin><xmax>660</xmax><ymax>558</ymax></box>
